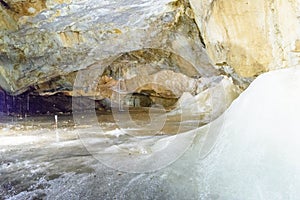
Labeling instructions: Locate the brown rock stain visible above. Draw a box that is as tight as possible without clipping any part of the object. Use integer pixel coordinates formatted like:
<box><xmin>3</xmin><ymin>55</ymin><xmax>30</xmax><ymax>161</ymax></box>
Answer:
<box><xmin>59</xmin><ymin>31</ymin><xmax>82</xmax><ymax>47</ymax></box>
<box><xmin>8</xmin><ymin>0</ymin><xmax>46</xmax><ymax>16</ymax></box>
<box><xmin>0</xmin><ymin>0</ymin><xmax>47</xmax><ymax>30</ymax></box>
<box><xmin>113</xmin><ymin>29</ymin><xmax>122</xmax><ymax>34</ymax></box>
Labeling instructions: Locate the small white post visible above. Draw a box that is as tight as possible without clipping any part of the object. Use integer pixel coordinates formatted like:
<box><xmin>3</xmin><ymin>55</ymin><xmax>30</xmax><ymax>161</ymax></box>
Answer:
<box><xmin>54</xmin><ymin>115</ymin><xmax>58</xmax><ymax>128</ymax></box>
<box><xmin>54</xmin><ymin>115</ymin><xmax>59</xmax><ymax>142</ymax></box>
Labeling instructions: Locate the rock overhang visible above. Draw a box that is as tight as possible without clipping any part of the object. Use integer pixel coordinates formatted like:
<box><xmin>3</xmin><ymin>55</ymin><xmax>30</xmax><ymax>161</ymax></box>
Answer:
<box><xmin>0</xmin><ymin>0</ymin><xmax>218</xmax><ymax>95</ymax></box>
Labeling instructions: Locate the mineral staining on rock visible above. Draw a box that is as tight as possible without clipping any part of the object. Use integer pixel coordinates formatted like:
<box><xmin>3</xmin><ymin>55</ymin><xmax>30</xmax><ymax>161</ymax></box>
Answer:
<box><xmin>0</xmin><ymin>0</ymin><xmax>47</xmax><ymax>31</ymax></box>
<box><xmin>70</xmin><ymin>68</ymin><xmax>240</xmax><ymax>120</ymax></box>
<box><xmin>0</xmin><ymin>0</ymin><xmax>218</xmax><ymax>95</ymax></box>
<box><xmin>190</xmin><ymin>0</ymin><xmax>300</xmax><ymax>78</ymax></box>
<box><xmin>110</xmin><ymin>70</ymin><xmax>240</xmax><ymax>112</ymax></box>
<box><xmin>1</xmin><ymin>0</ymin><xmax>299</xmax><ymax>97</ymax></box>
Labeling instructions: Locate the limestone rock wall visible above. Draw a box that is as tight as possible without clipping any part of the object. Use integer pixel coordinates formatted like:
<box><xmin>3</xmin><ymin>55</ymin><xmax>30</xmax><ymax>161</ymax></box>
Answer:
<box><xmin>1</xmin><ymin>0</ymin><xmax>300</xmax><ymax>94</ymax></box>
<box><xmin>190</xmin><ymin>0</ymin><xmax>300</xmax><ymax>77</ymax></box>
<box><xmin>0</xmin><ymin>0</ymin><xmax>218</xmax><ymax>95</ymax></box>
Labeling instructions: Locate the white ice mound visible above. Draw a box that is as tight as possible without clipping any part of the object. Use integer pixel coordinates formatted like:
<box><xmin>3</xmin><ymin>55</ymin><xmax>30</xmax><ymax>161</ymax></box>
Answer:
<box><xmin>197</xmin><ymin>66</ymin><xmax>300</xmax><ymax>199</ymax></box>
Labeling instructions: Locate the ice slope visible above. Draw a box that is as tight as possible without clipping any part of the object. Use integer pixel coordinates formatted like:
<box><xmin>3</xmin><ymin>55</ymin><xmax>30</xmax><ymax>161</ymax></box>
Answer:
<box><xmin>193</xmin><ymin>66</ymin><xmax>300</xmax><ymax>199</ymax></box>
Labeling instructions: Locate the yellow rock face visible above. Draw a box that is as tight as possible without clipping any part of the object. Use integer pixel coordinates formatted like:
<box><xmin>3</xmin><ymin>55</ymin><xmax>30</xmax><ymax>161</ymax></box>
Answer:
<box><xmin>190</xmin><ymin>0</ymin><xmax>300</xmax><ymax>78</ymax></box>
<box><xmin>0</xmin><ymin>0</ymin><xmax>72</xmax><ymax>31</ymax></box>
<box><xmin>7</xmin><ymin>0</ymin><xmax>46</xmax><ymax>16</ymax></box>
<box><xmin>0</xmin><ymin>0</ymin><xmax>46</xmax><ymax>30</ymax></box>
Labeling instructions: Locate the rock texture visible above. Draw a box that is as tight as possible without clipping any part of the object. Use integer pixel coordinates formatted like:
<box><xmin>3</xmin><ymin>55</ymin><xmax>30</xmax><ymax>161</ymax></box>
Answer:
<box><xmin>1</xmin><ymin>0</ymin><xmax>300</xmax><ymax>94</ymax></box>
<box><xmin>169</xmin><ymin>75</ymin><xmax>240</xmax><ymax>124</ymax></box>
<box><xmin>70</xmin><ymin>69</ymin><xmax>240</xmax><ymax>109</ymax></box>
<box><xmin>0</xmin><ymin>0</ymin><xmax>218</xmax><ymax>95</ymax></box>
<box><xmin>190</xmin><ymin>0</ymin><xmax>300</xmax><ymax>77</ymax></box>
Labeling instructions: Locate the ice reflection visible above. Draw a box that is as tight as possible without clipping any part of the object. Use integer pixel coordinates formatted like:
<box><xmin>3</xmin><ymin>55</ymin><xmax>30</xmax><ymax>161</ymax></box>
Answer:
<box><xmin>0</xmin><ymin>108</ymin><xmax>205</xmax><ymax>199</ymax></box>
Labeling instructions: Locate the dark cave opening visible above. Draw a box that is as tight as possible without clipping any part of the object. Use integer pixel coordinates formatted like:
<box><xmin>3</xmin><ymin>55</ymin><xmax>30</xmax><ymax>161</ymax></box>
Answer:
<box><xmin>0</xmin><ymin>90</ymin><xmax>71</xmax><ymax>116</ymax></box>
<box><xmin>0</xmin><ymin>89</ymin><xmax>111</xmax><ymax>116</ymax></box>
<box><xmin>0</xmin><ymin>89</ymin><xmax>163</xmax><ymax>117</ymax></box>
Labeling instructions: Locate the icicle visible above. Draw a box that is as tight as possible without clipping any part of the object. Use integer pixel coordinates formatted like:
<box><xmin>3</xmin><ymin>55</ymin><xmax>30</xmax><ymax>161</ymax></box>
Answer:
<box><xmin>20</xmin><ymin>96</ymin><xmax>24</xmax><ymax>119</ymax></box>
<box><xmin>118</xmin><ymin>67</ymin><xmax>125</xmax><ymax>111</ymax></box>
<box><xmin>25</xmin><ymin>95</ymin><xmax>29</xmax><ymax>120</ymax></box>
<box><xmin>27</xmin><ymin>95</ymin><xmax>30</xmax><ymax>112</ymax></box>
<box><xmin>3</xmin><ymin>91</ymin><xmax>6</xmax><ymax>114</ymax></box>
<box><xmin>12</xmin><ymin>96</ymin><xmax>15</xmax><ymax>115</ymax></box>
<box><xmin>7</xmin><ymin>105</ymin><xmax>10</xmax><ymax>116</ymax></box>
<box><xmin>5</xmin><ymin>94</ymin><xmax>8</xmax><ymax>115</ymax></box>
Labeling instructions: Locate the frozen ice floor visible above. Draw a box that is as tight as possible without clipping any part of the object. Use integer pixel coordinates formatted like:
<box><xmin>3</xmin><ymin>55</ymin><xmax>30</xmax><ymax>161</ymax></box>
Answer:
<box><xmin>1</xmin><ymin>66</ymin><xmax>300</xmax><ymax>199</ymax></box>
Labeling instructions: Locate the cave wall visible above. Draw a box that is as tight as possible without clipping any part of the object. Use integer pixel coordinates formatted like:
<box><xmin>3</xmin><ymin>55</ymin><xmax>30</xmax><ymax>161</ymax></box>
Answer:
<box><xmin>0</xmin><ymin>0</ymin><xmax>218</xmax><ymax>95</ymax></box>
<box><xmin>1</xmin><ymin>0</ymin><xmax>299</xmax><ymax>116</ymax></box>
<box><xmin>190</xmin><ymin>0</ymin><xmax>300</xmax><ymax>77</ymax></box>
<box><xmin>1</xmin><ymin>0</ymin><xmax>300</xmax><ymax>95</ymax></box>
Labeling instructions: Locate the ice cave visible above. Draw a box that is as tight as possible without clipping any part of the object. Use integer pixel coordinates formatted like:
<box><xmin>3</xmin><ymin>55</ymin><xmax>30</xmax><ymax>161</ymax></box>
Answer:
<box><xmin>1</xmin><ymin>0</ymin><xmax>300</xmax><ymax>199</ymax></box>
